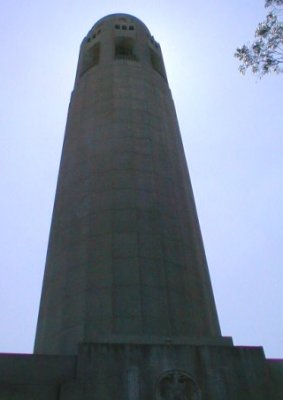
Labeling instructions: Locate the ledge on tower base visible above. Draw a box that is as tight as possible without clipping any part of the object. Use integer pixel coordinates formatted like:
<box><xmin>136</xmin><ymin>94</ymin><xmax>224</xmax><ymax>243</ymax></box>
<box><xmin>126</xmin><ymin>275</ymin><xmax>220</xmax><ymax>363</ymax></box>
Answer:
<box><xmin>79</xmin><ymin>334</ymin><xmax>233</xmax><ymax>346</ymax></box>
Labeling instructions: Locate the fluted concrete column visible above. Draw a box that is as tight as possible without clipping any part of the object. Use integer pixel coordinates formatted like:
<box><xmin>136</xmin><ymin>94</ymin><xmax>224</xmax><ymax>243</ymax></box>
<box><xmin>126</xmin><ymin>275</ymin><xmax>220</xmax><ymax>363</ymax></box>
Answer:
<box><xmin>34</xmin><ymin>14</ymin><xmax>221</xmax><ymax>355</ymax></box>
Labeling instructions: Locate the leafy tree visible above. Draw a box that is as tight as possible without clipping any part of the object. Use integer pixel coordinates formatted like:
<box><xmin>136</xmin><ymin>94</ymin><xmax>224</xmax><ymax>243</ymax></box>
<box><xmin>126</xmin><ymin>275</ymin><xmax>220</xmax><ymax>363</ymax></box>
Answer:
<box><xmin>235</xmin><ymin>0</ymin><xmax>283</xmax><ymax>76</ymax></box>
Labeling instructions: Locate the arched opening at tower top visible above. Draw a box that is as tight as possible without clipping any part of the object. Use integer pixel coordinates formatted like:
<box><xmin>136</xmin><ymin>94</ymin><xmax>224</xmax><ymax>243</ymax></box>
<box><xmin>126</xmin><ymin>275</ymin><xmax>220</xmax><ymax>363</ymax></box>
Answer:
<box><xmin>115</xmin><ymin>37</ymin><xmax>138</xmax><ymax>61</ymax></box>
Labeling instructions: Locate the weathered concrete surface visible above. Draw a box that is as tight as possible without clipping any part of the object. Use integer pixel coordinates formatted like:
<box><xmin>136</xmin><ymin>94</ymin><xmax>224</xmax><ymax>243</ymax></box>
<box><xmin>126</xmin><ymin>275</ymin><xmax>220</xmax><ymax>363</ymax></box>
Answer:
<box><xmin>34</xmin><ymin>14</ymin><xmax>221</xmax><ymax>355</ymax></box>
<box><xmin>0</xmin><ymin>353</ymin><xmax>76</xmax><ymax>399</ymax></box>
<box><xmin>267</xmin><ymin>359</ymin><xmax>283</xmax><ymax>400</ymax></box>
<box><xmin>1</xmin><ymin>344</ymin><xmax>282</xmax><ymax>399</ymax></box>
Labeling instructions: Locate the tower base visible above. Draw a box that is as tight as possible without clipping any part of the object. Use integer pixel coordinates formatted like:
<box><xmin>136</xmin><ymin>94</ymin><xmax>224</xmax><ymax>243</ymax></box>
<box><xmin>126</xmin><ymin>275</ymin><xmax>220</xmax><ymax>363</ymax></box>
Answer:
<box><xmin>0</xmin><ymin>342</ymin><xmax>282</xmax><ymax>399</ymax></box>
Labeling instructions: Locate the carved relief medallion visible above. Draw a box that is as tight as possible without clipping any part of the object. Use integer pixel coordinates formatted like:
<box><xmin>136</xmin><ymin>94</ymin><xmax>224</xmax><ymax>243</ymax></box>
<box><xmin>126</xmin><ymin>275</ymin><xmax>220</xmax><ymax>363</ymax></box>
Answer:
<box><xmin>156</xmin><ymin>370</ymin><xmax>200</xmax><ymax>400</ymax></box>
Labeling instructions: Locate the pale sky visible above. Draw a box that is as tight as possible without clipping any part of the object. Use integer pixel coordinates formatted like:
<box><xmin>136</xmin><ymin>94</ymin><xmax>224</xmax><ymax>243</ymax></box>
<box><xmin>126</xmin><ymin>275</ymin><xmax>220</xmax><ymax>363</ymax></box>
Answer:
<box><xmin>0</xmin><ymin>0</ymin><xmax>282</xmax><ymax>358</ymax></box>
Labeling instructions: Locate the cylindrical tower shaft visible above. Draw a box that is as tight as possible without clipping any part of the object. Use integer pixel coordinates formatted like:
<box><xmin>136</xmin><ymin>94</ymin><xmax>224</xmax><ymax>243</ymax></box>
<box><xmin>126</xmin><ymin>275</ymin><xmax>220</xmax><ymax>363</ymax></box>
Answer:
<box><xmin>34</xmin><ymin>14</ymin><xmax>221</xmax><ymax>355</ymax></box>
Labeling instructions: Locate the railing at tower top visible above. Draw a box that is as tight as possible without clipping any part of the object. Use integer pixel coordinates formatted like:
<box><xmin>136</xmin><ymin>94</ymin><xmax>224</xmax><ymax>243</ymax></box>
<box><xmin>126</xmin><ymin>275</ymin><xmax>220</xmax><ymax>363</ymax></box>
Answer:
<box><xmin>115</xmin><ymin>53</ymin><xmax>139</xmax><ymax>61</ymax></box>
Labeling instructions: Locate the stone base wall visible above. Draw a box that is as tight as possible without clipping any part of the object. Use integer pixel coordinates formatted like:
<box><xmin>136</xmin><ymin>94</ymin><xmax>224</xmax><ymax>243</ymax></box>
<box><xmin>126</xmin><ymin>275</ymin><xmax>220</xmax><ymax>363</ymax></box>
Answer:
<box><xmin>0</xmin><ymin>343</ymin><xmax>282</xmax><ymax>399</ymax></box>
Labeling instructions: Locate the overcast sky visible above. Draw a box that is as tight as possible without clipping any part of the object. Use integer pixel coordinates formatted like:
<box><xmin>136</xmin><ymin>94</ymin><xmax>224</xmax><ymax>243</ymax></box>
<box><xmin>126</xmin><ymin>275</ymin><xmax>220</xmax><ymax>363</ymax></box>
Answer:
<box><xmin>0</xmin><ymin>0</ymin><xmax>282</xmax><ymax>358</ymax></box>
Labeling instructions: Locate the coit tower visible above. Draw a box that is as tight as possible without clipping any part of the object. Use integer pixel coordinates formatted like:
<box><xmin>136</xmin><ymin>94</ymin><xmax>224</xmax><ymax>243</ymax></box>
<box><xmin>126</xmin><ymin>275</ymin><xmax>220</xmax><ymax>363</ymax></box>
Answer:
<box><xmin>0</xmin><ymin>14</ymin><xmax>278</xmax><ymax>400</ymax></box>
<box><xmin>34</xmin><ymin>13</ymin><xmax>222</xmax><ymax>356</ymax></box>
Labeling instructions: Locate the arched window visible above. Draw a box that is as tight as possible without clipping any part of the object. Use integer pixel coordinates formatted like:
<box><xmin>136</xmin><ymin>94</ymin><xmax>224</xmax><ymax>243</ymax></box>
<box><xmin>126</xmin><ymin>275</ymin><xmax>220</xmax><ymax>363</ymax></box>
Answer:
<box><xmin>115</xmin><ymin>37</ymin><xmax>138</xmax><ymax>61</ymax></box>
<box><xmin>149</xmin><ymin>47</ymin><xmax>167</xmax><ymax>80</ymax></box>
<box><xmin>80</xmin><ymin>43</ymin><xmax>100</xmax><ymax>76</ymax></box>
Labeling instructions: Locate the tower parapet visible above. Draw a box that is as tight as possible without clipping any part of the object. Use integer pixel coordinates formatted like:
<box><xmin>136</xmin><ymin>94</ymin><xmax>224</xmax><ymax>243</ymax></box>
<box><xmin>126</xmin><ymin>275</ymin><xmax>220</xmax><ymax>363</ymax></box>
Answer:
<box><xmin>75</xmin><ymin>14</ymin><xmax>167</xmax><ymax>86</ymax></box>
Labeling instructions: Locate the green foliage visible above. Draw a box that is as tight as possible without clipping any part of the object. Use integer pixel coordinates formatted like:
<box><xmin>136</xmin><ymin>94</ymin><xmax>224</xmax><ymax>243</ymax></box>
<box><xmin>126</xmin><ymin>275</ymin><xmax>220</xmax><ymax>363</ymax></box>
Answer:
<box><xmin>265</xmin><ymin>0</ymin><xmax>283</xmax><ymax>7</ymax></box>
<box><xmin>235</xmin><ymin>0</ymin><xmax>283</xmax><ymax>76</ymax></box>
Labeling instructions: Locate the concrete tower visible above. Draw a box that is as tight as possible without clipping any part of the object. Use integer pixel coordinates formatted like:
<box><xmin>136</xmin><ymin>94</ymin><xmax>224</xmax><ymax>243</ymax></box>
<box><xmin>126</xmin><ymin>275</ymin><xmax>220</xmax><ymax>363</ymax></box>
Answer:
<box><xmin>0</xmin><ymin>14</ymin><xmax>282</xmax><ymax>400</ymax></box>
<box><xmin>34</xmin><ymin>13</ymin><xmax>223</xmax><ymax>355</ymax></box>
